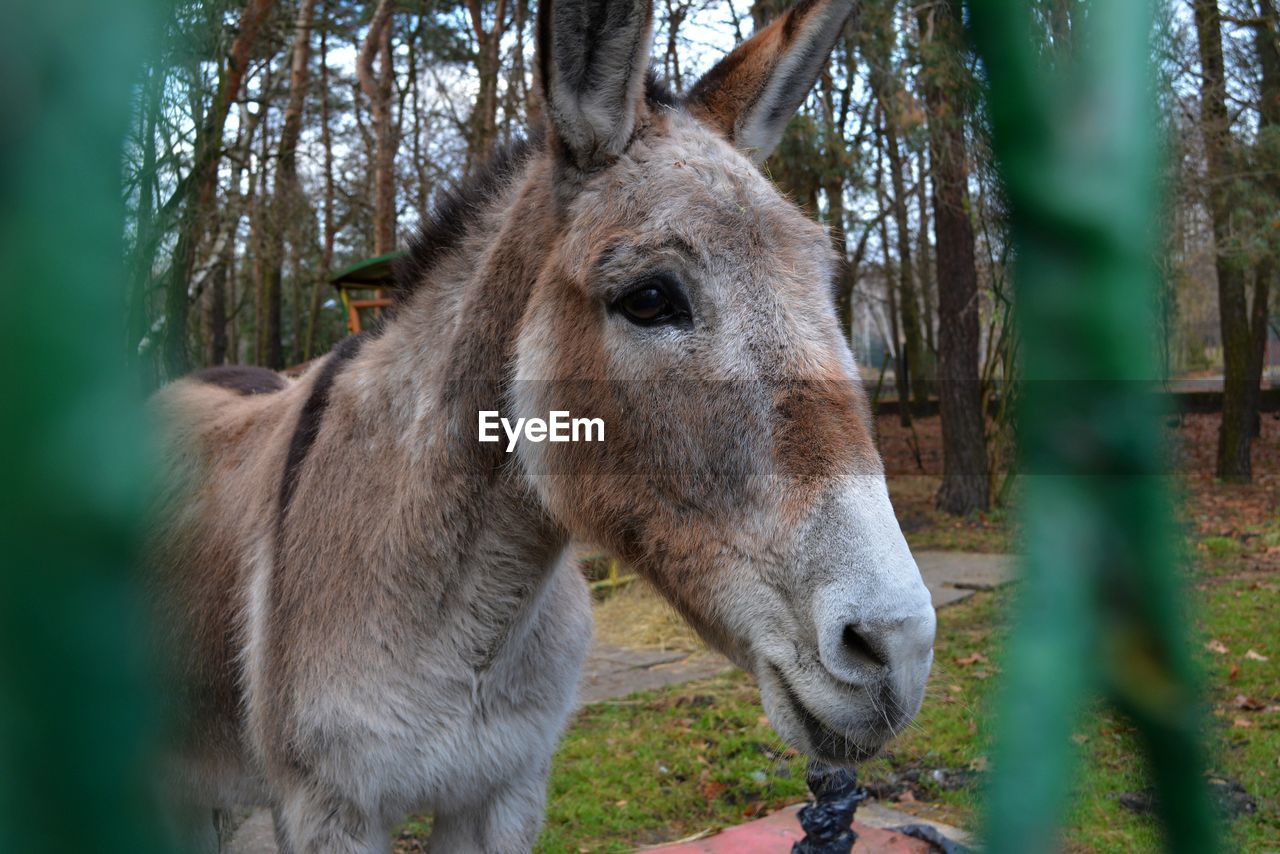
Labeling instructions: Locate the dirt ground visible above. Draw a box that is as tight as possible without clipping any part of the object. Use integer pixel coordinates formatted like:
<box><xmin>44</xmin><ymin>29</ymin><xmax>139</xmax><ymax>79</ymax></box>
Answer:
<box><xmin>874</xmin><ymin>411</ymin><xmax>1280</xmax><ymax>553</ymax></box>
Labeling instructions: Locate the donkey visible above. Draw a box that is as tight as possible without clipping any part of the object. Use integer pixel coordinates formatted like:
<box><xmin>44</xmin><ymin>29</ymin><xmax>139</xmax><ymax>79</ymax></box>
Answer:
<box><xmin>150</xmin><ymin>0</ymin><xmax>935</xmax><ymax>849</ymax></box>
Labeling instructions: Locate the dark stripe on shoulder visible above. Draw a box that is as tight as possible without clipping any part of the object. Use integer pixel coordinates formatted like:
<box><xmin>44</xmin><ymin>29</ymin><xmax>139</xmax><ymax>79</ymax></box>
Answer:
<box><xmin>277</xmin><ymin>334</ymin><xmax>367</xmax><ymax>526</ymax></box>
<box><xmin>190</xmin><ymin>365</ymin><xmax>287</xmax><ymax>396</ymax></box>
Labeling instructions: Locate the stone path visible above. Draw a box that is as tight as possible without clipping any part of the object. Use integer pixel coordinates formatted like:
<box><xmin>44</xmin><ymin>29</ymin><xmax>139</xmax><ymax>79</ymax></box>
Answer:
<box><xmin>230</xmin><ymin>551</ymin><xmax>1013</xmax><ymax>852</ymax></box>
<box><xmin>579</xmin><ymin>646</ymin><xmax>733</xmax><ymax>705</ymax></box>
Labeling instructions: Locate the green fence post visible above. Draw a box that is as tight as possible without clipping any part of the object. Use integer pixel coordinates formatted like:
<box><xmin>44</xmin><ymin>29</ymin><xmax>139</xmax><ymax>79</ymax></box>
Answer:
<box><xmin>966</xmin><ymin>0</ymin><xmax>1219</xmax><ymax>851</ymax></box>
<box><xmin>0</xmin><ymin>1</ymin><xmax>171</xmax><ymax>852</ymax></box>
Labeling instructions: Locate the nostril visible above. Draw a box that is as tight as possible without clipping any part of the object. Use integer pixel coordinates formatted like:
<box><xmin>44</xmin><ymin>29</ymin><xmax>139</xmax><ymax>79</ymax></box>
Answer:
<box><xmin>841</xmin><ymin>623</ymin><xmax>888</xmax><ymax>669</ymax></box>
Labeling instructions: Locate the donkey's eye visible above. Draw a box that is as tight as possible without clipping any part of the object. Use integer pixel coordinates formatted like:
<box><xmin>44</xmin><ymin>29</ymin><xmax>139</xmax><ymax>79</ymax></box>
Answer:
<box><xmin>620</xmin><ymin>288</ymin><xmax>670</xmax><ymax>322</ymax></box>
<box><xmin>612</xmin><ymin>278</ymin><xmax>689</xmax><ymax>327</ymax></box>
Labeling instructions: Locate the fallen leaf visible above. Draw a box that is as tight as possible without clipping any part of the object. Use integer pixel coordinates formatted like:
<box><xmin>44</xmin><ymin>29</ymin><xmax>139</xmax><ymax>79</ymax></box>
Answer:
<box><xmin>1232</xmin><ymin>718</ymin><xmax>1253</xmax><ymax>728</ymax></box>
<box><xmin>949</xmin><ymin>684</ymin><xmax>963</xmax><ymax>693</ymax></box>
<box><xmin>699</xmin><ymin>780</ymin><xmax>727</xmax><ymax>802</ymax></box>
<box><xmin>614</xmin><ymin>800</ymin><xmax>628</xmax><ymax>808</ymax></box>
<box><xmin>1234</xmin><ymin>695</ymin><xmax>1266</xmax><ymax>711</ymax></box>
<box><xmin>955</xmin><ymin>652</ymin><xmax>988</xmax><ymax>667</ymax></box>
<box><xmin>1072</xmin><ymin>733</ymin><xmax>1089</xmax><ymax>744</ymax></box>
<box><xmin>897</xmin><ymin>790</ymin><xmax>917</xmax><ymax>803</ymax></box>
<box><xmin>1245</xmin><ymin>649</ymin><xmax>1269</xmax><ymax>662</ymax></box>
<box><xmin>1205</xmin><ymin>640</ymin><xmax>1229</xmax><ymax>655</ymax></box>
<box><xmin>1228</xmin><ymin>664</ymin><xmax>1240</xmax><ymax>681</ymax></box>
<box><xmin>969</xmin><ymin>755</ymin><xmax>989</xmax><ymax>772</ymax></box>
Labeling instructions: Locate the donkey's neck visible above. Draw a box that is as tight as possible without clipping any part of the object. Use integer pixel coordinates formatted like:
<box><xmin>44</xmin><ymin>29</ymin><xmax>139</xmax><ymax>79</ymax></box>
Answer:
<box><xmin>337</xmin><ymin>155</ymin><xmax>566</xmax><ymax>669</ymax></box>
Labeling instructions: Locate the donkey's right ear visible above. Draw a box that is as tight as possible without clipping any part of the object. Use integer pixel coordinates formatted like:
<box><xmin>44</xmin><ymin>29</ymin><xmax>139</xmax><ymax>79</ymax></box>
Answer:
<box><xmin>535</xmin><ymin>0</ymin><xmax>655</xmax><ymax>173</ymax></box>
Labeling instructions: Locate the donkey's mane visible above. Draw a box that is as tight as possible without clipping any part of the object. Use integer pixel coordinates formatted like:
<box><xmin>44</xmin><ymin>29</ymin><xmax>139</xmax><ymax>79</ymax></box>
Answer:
<box><xmin>392</xmin><ymin>72</ymin><xmax>678</xmax><ymax>301</ymax></box>
<box><xmin>392</xmin><ymin>133</ymin><xmax>542</xmax><ymax>301</ymax></box>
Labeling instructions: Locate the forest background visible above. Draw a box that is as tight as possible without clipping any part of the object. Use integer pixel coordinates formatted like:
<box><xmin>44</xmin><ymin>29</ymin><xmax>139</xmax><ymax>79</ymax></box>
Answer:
<box><xmin>123</xmin><ymin>0</ymin><xmax>1280</xmax><ymax>512</ymax></box>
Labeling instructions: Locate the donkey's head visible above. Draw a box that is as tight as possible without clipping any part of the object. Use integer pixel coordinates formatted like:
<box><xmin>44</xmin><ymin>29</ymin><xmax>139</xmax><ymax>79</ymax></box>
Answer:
<box><xmin>512</xmin><ymin>0</ymin><xmax>934</xmax><ymax>764</ymax></box>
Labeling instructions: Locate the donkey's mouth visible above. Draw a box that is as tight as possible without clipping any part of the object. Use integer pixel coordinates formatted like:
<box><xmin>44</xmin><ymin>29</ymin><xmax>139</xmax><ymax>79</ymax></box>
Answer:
<box><xmin>765</xmin><ymin>664</ymin><xmax>885</xmax><ymax>766</ymax></box>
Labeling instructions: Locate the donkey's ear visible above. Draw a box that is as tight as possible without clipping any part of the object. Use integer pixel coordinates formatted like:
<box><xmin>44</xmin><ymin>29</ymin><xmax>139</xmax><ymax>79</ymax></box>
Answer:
<box><xmin>536</xmin><ymin>0</ymin><xmax>655</xmax><ymax>172</ymax></box>
<box><xmin>685</xmin><ymin>0</ymin><xmax>853</xmax><ymax>164</ymax></box>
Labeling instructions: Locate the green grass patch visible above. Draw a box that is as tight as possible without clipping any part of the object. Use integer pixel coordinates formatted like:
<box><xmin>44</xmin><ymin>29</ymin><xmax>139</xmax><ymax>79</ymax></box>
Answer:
<box><xmin>1201</xmin><ymin>535</ymin><xmax>1244</xmax><ymax>558</ymax></box>
<box><xmin>538</xmin><ymin>679</ymin><xmax>809</xmax><ymax>852</ymax></box>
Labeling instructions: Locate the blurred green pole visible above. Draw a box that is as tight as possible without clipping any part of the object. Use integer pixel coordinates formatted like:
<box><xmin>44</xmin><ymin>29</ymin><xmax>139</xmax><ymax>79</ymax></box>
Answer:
<box><xmin>0</xmin><ymin>1</ymin><xmax>171</xmax><ymax>852</ymax></box>
<box><xmin>966</xmin><ymin>1</ymin><xmax>1218</xmax><ymax>851</ymax></box>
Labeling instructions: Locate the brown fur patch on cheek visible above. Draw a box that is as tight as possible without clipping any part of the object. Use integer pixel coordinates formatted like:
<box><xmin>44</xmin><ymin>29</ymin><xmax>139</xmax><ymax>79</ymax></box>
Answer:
<box><xmin>594</xmin><ymin>499</ymin><xmax>739</xmax><ymax>657</ymax></box>
<box><xmin>772</xmin><ymin>375</ymin><xmax>879</xmax><ymax>483</ymax></box>
<box><xmin>524</xmin><ymin>289</ymin><xmax>739</xmax><ymax>647</ymax></box>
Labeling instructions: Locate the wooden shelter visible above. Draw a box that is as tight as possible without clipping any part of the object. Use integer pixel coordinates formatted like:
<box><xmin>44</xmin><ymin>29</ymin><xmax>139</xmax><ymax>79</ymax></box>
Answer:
<box><xmin>330</xmin><ymin>251</ymin><xmax>406</xmax><ymax>334</ymax></box>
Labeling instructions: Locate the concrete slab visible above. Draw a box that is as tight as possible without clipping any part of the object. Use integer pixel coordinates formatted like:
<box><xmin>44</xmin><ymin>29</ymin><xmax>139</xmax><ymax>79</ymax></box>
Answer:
<box><xmin>590</xmin><ymin>645</ymin><xmax>689</xmax><ymax>668</ymax></box>
<box><xmin>915</xmin><ymin>551</ymin><xmax>1016</xmax><ymax>610</ymax></box>
<box><xmin>579</xmin><ymin>651</ymin><xmax>734</xmax><ymax>705</ymax></box>
<box><xmin>915</xmin><ymin>551</ymin><xmax>1017</xmax><ymax>592</ymax></box>
<box><xmin>929</xmin><ymin>585</ymin><xmax>976</xmax><ymax>609</ymax></box>
<box><xmin>855</xmin><ymin>801</ymin><xmax>971</xmax><ymax>846</ymax></box>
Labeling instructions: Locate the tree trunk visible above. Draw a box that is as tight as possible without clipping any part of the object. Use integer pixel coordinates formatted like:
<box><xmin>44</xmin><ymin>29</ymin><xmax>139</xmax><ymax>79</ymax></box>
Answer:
<box><xmin>915</xmin><ymin>148</ymin><xmax>937</xmax><ymax>363</ymax></box>
<box><xmin>820</xmin><ymin>59</ymin><xmax>852</xmax><ymax>344</ymax></box>
<box><xmin>164</xmin><ymin>0</ymin><xmax>274</xmax><ymax>378</ymax></box>
<box><xmin>466</xmin><ymin>0</ymin><xmax>509</xmax><ymax>170</ymax></box>
<box><xmin>306</xmin><ymin>20</ymin><xmax>336</xmax><ymax>360</ymax></box>
<box><xmin>261</xmin><ymin>0</ymin><xmax>316</xmax><ymax>370</ymax></box>
<box><xmin>886</xmin><ymin>124</ymin><xmax>926</xmax><ymax>411</ymax></box>
<box><xmin>209</xmin><ymin>245</ymin><xmax>230</xmax><ymax>365</ymax></box>
<box><xmin>875</xmin><ymin>122</ymin><xmax>911</xmax><ymax>428</ymax></box>
<box><xmin>865</xmin><ymin>2</ymin><xmax>926</xmax><ymax>411</ymax></box>
<box><xmin>254</xmin><ymin>102</ymin><xmax>272</xmax><ymax>364</ymax></box>
<box><xmin>1194</xmin><ymin>0</ymin><xmax>1256</xmax><ymax>481</ymax></box>
<box><xmin>663</xmin><ymin>0</ymin><xmax>689</xmax><ymax>91</ymax></box>
<box><xmin>1247</xmin><ymin>0</ymin><xmax>1278</xmax><ymax>439</ymax></box>
<box><xmin>129</xmin><ymin>66</ymin><xmax>162</xmax><ymax>387</ymax></box>
<box><xmin>360</xmin><ymin>0</ymin><xmax>398</xmax><ymax>255</ymax></box>
<box><xmin>918</xmin><ymin>0</ymin><xmax>989</xmax><ymax>514</ymax></box>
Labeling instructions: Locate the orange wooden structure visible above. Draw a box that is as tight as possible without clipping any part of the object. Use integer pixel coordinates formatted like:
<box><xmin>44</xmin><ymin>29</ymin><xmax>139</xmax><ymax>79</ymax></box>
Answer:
<box><xmin>330</xmin><ymin>251</ymin><xmax>406</xmax><ymax>334</ymax></box>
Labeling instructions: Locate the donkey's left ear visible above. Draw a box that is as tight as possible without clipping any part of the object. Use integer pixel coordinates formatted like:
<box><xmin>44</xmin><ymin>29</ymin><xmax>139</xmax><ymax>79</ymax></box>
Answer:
<box><xmin>685</xmin><ymin>0</ymin><xmax>853</xmax><ymax>165</ymax></box>
<box><xmin>536</xmin><ymin>0</ymin><xmax>655</xmax><ymax>172</ymax></box>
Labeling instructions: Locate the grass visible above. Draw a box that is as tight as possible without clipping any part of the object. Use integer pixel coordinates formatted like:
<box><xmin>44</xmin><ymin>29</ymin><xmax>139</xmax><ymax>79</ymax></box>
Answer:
<box><xmin>539</xmin><ymin>678</ymin><xmax>809</xmax><ymax>852</ymax></box>
<box><xmin>516</xmin><ymin>566</ymin><xmax>1277</xmax><ymax>853</ymax></box>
